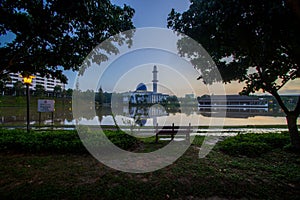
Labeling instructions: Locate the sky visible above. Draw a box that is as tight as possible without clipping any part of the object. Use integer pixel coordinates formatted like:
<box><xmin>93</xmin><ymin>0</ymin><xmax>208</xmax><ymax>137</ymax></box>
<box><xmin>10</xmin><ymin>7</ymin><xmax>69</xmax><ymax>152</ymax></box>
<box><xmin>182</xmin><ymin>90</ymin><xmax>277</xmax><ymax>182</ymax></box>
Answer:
<box><xmin>75</xmin><ymin>28</ymin><xmax>227</xmax><ymax>98</ymax></box>
<box><xmin>111</xmin><ymin>0</ymin><xmax>190</xmax><ymax>28</ymax></box>
<box><xmin>67</xmin><ymin>0</ymin><xmax>193</xmax><ymax>94</ymax></box>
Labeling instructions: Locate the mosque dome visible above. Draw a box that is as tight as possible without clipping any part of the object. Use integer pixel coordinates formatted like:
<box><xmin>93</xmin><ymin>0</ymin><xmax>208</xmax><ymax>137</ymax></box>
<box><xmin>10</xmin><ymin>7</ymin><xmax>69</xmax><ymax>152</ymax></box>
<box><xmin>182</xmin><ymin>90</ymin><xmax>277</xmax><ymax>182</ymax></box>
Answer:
<box><xmin>136</xmin><ymin>83</ymin><xmax>147</xmax><ymax>91</ymax></box>
<box><xmin>135</xmin><ymin>118</ymin><xmax>147</xmax><ymax>126</ymax></box>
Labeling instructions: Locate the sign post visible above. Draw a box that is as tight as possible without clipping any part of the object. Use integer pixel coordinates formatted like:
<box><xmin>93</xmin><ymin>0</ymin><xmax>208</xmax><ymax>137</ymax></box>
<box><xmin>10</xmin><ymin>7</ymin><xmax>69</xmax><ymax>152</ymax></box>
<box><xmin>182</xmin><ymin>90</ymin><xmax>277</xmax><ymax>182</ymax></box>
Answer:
<box><xmin>38</xmin><ymin>100</ymin><xmax>55</xmax><ymax>127</ymax></box>
<box><xmin>21</xmin><ymin>75</ymin><xmax>35</xmax><ymax>133</ymax></box>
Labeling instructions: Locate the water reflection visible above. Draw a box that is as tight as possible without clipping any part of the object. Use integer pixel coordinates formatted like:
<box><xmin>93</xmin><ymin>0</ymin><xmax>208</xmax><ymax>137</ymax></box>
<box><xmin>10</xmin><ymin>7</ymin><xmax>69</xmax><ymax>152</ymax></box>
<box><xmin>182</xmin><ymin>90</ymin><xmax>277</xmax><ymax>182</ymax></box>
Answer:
<box><xmin>0</xmin><ymin>106</ymin><xmax>74</xmax><ymax>126</ymax></box>
<box><xmin>122</xmin><ymin>105</ymin><xmax>168</xmax><ymax>126</ymax></box>
<box><xmin>198</xmin><ymin>107</ymin><xmax>283</xmax><ymax>118</ymax></box>
<box><xmin>0</xmin><ymin>104</ymin><xmax>297</xmax><ymax>127</ymax></box>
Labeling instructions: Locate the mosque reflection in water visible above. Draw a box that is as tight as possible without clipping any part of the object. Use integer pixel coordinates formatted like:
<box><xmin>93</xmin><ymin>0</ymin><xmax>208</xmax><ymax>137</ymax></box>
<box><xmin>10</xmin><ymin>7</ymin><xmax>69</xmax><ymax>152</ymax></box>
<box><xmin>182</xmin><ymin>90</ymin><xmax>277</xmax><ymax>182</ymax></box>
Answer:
<box><xmin>113</xmin><ymin>105</ymin><xmax>170</xmax><ymax>127</ymax></box>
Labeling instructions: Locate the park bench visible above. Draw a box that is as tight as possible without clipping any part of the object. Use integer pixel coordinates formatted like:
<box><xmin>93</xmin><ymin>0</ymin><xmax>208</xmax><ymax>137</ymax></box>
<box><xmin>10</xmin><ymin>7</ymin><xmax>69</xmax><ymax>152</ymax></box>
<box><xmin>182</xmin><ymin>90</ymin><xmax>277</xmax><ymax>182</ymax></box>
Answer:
<box><xmin>155</xmin><ymin>123</ymin><xmax>192</xmax><ymax>143</ymax></box>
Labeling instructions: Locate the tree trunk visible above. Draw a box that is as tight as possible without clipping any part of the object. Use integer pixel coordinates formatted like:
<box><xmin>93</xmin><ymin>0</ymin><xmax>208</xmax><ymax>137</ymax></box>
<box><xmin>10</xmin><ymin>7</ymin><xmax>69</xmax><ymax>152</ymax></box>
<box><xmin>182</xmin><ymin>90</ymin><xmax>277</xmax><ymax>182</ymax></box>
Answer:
<box><xmin>286</xmin><ymin>113</ymin><xmax>300</xmax><ymax>150</ymax></box>
<box><xmin>271</xmin><ymin>91</ymin><xmax>300</xmax><ymax>150</ymax></box>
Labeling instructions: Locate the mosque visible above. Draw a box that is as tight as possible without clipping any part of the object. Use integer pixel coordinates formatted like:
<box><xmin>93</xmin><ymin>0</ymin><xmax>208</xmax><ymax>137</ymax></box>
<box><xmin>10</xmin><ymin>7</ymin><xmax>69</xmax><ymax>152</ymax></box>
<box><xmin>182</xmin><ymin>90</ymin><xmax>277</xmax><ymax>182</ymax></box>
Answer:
<box><xmin>123</xmin><ymin>65</ymin><xmax>169</xmax><ymax>104</ymax></box>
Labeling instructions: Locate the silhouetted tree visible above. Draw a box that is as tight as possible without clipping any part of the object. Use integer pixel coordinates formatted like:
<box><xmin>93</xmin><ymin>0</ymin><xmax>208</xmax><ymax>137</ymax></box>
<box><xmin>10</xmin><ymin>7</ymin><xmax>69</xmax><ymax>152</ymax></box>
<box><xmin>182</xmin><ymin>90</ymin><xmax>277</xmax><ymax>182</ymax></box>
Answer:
<box><xmin>168</xmin><ymin>0</ymin><xmax>300</xmax><ymax>149</ymax></box>
<box><xmin>1</xmin><ymin>0</ymin><xmax>135</xmax><ymax>82</ymax></box>
<box><xmin>13</xmin><ymin>81</ymin><xmax>24</xmax><ymax>96</ymax></box>
<box><xmin>0</xmin><ymin>74</ymin><xmax>10</xmax><ymax>95</ymax></box>
<box><xmin>97</xmin><ymin>87</ymin><xmax>104</xmax><ymax>104</ymax></box>
<box><xmin>53</xmin><ymin>85</ymin><xmax>62</xmax><ymax>97</ymax></box>
<box><xmin>35</xmin><ymin>84</ymin><xmax>45</xmax><ymax>97</ymax></box>
<box><xmin>66</xmin><ymin>88</ymin><xmax>73</xmax><ymax>98</ymax></box>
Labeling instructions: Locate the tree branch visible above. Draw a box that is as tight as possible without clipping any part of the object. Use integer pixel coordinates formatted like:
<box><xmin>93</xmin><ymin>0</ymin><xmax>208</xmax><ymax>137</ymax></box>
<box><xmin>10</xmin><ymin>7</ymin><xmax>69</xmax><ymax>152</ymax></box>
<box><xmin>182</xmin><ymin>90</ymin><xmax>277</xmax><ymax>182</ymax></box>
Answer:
<box><xmin>276</xmin><ymin>77</ymin><xmax>291</xmax><ymax>91</ymax></box>
<box><xmin>0</xmin><ymin>55</ymin><xmax>17</xmax><ymax>76</ymax></box>
<box><xmin>255</xmin><ymin>63</ymin><xmax>263</xmax><ymax>77</ymax></box>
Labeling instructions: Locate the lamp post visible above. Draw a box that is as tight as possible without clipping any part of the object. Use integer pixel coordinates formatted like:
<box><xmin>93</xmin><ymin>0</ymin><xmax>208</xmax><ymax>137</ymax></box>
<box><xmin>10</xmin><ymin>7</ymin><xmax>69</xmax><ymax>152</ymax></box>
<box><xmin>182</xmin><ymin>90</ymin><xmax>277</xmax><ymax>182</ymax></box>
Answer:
<box><xmin>21</xmin><ymin>75</ymin><xmax>35</xmax><ymax>133</ymax></box>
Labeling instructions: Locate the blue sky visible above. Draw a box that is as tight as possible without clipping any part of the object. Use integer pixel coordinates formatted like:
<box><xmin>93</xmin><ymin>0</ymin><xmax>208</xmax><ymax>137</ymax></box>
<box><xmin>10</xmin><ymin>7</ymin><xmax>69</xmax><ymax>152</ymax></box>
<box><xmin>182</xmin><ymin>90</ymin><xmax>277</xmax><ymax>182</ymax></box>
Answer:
<box><xmin>111</xmin><ymin>0</ymin><xmax>190</xmax><ymax>28</ymax></box>
<box><xmin>75</xmin><ymin>27</ymin><xmax>222</xmax><ymax>97</ymax></box>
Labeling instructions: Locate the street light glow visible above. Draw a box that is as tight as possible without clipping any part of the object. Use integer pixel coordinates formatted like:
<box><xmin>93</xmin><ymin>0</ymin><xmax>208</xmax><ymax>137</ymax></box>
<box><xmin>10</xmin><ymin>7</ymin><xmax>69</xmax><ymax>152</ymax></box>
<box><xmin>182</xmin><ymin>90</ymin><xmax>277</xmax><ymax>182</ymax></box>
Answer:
<box><xmin>20</xmin><ymin>75</ymin><xmax>35</xmax><ymax>85</ymax></box>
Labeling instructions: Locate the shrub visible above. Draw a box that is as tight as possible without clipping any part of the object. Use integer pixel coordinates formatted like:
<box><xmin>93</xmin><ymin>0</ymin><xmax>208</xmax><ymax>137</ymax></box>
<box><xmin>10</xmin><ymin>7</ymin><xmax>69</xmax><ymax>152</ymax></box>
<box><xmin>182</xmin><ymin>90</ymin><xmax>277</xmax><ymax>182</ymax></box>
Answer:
<box><xmin>0</xmin><ymin>129</ymin><xmax>138</xmax><ymax>154</ymax></box>
<box><xmin>219</xmin><ymin>140</ymin><xmax>271</xmax><ymax>157</ymax></box>
<box><xmin>218</xmin><ymin>132</ymin><xmax>290</xmax><ymax>157</ymax></box>
<box><xmin>283</xmin><ymin>144</ymin><xmax>300</xmax><ymax>154</ymax></box>
<box><xmin>81</xmin><ymin>130</ymin><xmax>138</xmax><ymax>151</ymax></box>
<box><xmin>106</xmin><ymin>130</ymin><xmax>138</xmax><ymax>150</ymax></box>
<box><xmin>192</xmin><ymin>136</ymin><xmax>205</xmax><ymax>146</ymax></box>
<box><xmin>248</xmin><ymin>133</ymin><xmax>290</xmax><ymax>149</ymax></box>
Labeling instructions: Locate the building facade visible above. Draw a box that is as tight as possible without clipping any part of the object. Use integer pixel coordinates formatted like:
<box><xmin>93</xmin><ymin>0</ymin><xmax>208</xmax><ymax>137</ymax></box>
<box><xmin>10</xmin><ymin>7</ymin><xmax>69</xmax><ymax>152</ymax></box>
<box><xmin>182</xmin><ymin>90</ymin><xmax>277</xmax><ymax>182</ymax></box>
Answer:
<box><xmin>197</xmin><ymin>95</ymin><xmax>269</xmax><ymax>108</ymax></box>
<box><xmin>5</xmin><ymin>73</ymin><xmax>65</xmax><ymax>94</ymax></box>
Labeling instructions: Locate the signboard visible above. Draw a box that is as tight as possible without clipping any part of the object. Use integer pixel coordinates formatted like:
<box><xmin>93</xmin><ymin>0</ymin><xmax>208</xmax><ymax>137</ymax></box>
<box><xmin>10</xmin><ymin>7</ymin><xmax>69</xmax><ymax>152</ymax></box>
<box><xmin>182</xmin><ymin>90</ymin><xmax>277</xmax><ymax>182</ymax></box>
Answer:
<box><xmin>38</xmin><ymin>99</ymin><xmax>55</xmax><ymax>112</ymax></box>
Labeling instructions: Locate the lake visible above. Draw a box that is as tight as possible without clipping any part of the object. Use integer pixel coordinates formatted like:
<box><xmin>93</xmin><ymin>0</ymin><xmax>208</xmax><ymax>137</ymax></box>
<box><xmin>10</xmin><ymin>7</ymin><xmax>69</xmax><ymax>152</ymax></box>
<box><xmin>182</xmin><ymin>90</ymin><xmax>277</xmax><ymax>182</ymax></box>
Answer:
<box><xmin>0</xmin><ymin>105</ymin><xmax>298</xmax><ymax>129</ymax></box>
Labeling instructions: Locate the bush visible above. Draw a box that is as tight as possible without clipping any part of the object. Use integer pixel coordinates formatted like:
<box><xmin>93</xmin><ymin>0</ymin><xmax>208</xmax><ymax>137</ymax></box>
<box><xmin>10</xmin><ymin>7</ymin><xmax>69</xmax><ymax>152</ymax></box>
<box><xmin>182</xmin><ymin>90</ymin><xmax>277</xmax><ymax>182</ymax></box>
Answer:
<box><xmin>0</xmin><ymin>129</ymin><xmax>138</xmax><ymax>154</ymax></box>
<box><xmin>0</xmin><ymin>129</ymin><xmax>85</xmax><ymax>153</ymax></box>
<box><xmin>218</xmin><ymin>132</ymin><xmax>290</xmax><ymax>157</ymax></box>
<box><xmin>192</xmin><ymin>136</ymin><xmax>205</xmax><ymax>146</ymax></box>
<box><xmin>106</xmin><ymin>130</ymin><xmax>138</xmax><ymax>150</ymax></box>
<box><xmin>252</xmin><ymin>133</ymin><xmax>290</xmax><ymax>148</ymax></box>
<box><xmin>219</xmin><ymin>140</ymin><xmax>271</xmax><ymax>157</ymax></box>
<box><xmin>283</xmin><ymin>144</ymin><xmax>300</xmax><ymax>154</ymax></box>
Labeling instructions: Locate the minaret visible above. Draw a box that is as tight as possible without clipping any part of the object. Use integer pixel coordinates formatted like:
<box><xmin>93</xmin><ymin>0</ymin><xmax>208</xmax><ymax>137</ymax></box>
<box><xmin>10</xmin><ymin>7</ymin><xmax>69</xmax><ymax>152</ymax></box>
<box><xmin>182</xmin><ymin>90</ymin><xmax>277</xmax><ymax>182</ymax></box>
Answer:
<box><xmin>152</xmin><ymin>65</ymin><xmax>158</xmax><ymax>93</ymax></box>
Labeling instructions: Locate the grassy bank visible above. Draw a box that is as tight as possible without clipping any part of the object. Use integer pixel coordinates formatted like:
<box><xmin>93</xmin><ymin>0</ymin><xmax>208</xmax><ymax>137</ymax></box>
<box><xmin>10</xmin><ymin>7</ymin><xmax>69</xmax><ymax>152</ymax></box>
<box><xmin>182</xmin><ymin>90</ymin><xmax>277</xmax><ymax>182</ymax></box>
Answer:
<box><xmin>0</xmin><ymin>129</ymin><xmax>299</xmax><ymax>199</ymax></box>
<box><xmin>0</xmin><ymin>96</ymin><xmax>71</xmax><ymax>107</ymax></box>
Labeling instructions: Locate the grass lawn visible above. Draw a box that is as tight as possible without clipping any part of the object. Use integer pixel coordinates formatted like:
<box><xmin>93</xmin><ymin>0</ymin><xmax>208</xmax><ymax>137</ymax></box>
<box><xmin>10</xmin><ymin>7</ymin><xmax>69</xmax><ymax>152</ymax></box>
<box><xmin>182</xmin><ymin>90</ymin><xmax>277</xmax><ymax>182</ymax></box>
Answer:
<box><xmin>1</xmin><ymin>131</ymin><xmax>300</xmax><ymax>199</ymax></box>
<box><xmin>0</xmin><ymin>96</ymin><xmax>71</xmax><ymax>106</ymax></box>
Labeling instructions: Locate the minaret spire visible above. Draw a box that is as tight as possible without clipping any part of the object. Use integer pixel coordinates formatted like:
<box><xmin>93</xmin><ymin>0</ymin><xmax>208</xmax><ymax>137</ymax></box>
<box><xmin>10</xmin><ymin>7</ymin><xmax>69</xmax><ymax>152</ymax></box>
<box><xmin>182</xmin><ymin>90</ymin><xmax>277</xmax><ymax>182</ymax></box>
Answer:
<box><xmin>152</xmin><ymin>65</ymin><xmax>158</xmax><ymax>93</ymax></box>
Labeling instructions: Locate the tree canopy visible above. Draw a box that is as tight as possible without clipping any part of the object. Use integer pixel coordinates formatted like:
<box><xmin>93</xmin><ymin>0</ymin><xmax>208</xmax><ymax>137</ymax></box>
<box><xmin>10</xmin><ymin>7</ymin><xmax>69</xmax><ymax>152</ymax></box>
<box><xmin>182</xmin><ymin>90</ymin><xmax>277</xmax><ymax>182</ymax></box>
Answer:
<box><xmin>35</xmin><ymin>84</ymin><xmax>45</xmax><ymax>97</ymax></box>
<box><xmin>13</xmin><ymin>80</ymin><xmax>24</xmax><ymax>96</ymax></box>
<box><xmin>168</xmin><ymin>0</ymin><xmax>300</xmax><ymax>149</ymax></box>
<box><xmin>0</xmin><ymin>0</ymin><xmax>135</xmax><ymax>82</ymax></box>
<box><xmin>53</xmin><ymin>85</ymin><xmax>62</xmax><ymax>97</ymax></box>
<box><xmin>168</xmin><ymin>0</ymin><xmax>300</xmax><ymax>91</ymax></box>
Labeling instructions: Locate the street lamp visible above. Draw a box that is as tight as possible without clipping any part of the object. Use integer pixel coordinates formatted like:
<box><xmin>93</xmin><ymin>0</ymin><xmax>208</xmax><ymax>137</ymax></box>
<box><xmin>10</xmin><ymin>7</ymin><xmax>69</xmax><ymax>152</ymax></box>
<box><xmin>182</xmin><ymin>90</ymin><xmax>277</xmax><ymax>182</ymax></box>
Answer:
<box><xmin>21</xmin><ymin>75</ymin><xmax>35</xmax><ymax>133</ymax></box>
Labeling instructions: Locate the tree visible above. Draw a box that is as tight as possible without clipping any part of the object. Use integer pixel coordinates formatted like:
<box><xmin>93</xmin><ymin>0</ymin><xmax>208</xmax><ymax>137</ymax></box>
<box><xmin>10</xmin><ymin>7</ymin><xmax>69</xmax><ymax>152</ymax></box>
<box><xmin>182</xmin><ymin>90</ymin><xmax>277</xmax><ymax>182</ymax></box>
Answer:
<box><xmin>104</xmin><ymin>92</ymin><xmax>112</xmax><ymax>103</ymax></box>
<box><xmin>168</xmin><ymin>0</ymin><xmax>300</xmax><ymax>149</ymax></box>
<box><xmin>0</xmin><ymin>0</ymin><xmax>135</xmax><ymax>82</ymax></box>
<box><xmin>35</xmin><ymin>84</ymin><xmax>45</xmax><ymax>97</ymax></box>
<box><xmin>0</xmin><ymin>80</ymin><xmax>5</xmax><ymax>96</ymax></box>
<box><xmin>65</xmin><ymin>88</ymin><xmax>73</xmax><ymax>98</ymax></box>
<box><xmin>53</xmin><ymin>85</ymin><xmax>62</xmax><ymax>97</ymax></box>
<box><xmin>0</xmin><ymin>74</ymin><xmax>10</xmax><ymax>95</ymax></box>
<box><xmin>13</xmin><ymin>81</ymin><xmax>24</xmax><ymax>96</ymax></box>
<box><xmin>97</xmin><ymin>87</ymin><xmax>104</xmax><ymax>104</ymax></box>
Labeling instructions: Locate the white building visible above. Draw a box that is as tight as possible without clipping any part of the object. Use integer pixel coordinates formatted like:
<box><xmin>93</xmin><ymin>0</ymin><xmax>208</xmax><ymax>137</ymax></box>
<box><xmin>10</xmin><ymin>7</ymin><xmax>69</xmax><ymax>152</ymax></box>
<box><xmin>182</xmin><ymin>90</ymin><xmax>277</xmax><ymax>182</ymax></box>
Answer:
<box><xmin>6</xmin><ymin>73</ymin><xmax>65</xmax><ymax>92</ymax></box>
<box><xmin>197</xmin><ymin>95</ymin><xmax>269</xmax><ymax>108</ymax></box>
